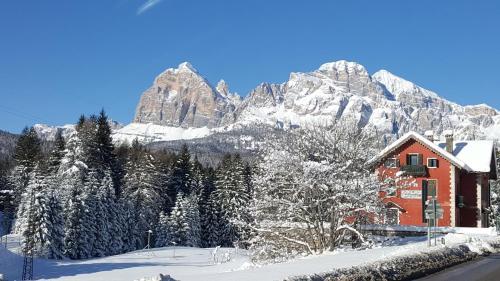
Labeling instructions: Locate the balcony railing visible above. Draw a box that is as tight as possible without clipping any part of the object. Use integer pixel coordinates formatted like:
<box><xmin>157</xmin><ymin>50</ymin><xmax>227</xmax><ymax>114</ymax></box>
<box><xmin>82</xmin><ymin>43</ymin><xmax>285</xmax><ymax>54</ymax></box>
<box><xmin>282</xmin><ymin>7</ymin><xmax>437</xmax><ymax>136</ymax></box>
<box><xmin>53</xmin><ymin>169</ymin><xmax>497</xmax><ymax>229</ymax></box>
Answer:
<box><xmin>400</xmin><ymin>165</ymin><xmax>427</xmax><ymax>176</ymax></box>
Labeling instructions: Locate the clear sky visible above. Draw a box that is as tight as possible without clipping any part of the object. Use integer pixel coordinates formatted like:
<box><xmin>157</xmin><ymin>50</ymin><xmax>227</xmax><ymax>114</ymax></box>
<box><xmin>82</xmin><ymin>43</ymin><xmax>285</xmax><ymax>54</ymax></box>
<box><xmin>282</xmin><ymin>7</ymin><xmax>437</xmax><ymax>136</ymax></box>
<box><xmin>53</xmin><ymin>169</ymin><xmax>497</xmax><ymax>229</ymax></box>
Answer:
<box><xmin>1</xmin><ymin>0</ymin><xmax>499</xmax><ymax>133</ymax></box>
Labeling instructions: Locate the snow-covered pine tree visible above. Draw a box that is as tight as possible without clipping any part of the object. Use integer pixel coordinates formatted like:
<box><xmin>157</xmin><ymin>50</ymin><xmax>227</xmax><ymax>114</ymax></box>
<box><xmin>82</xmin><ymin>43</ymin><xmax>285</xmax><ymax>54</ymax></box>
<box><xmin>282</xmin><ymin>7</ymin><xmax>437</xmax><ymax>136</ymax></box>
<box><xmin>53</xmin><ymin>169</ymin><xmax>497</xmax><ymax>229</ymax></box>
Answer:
<box><xmin>10</xmin><ymin>127</ymin><xmax>41</xmax><ymax>222</ymax></box>
<box><xmin>202</xmin><ymin>192</ymin><xmax>224</xmax><ymax>247</ymax></box>
<box><xmin>85</xmin><ymin>169</ymin><xmax>110</xmax><ymax>257</ymax></box>
<box><xmin>198</xmin><ymin>167</ymin><xmax>220</xmax><ymax>247</ymax></box>
<box><xmin>0</xmin><ymin>165</ymin><xmax>14</xmax><ymax>234</ymax></box>
<box><xmin>102</xmin><ymin>170</ymin><xmax>125</xmax><ymax>255</ymax></box>
<box><xmin>214</xmin><ymin>154</ymin><xmax>250</xmax><ymax>246</ymax></box>
<box><xmin>190</xmin><ymin>156</ymin><xmax>205</xmax><ymax>197</ymax></box>
<box><xmin>152</xmin><ymin>150</ymin><xmax>175</xmax><ymax>213</ymax></box>
<box><xmin>167</xmin><ymin>193</ymin><xmax>201</xmax><ymax>247</ymax></box>
<box><xmin>154</xmin><ymin>211</ymin><xmax>171</xmax><ymax>248</ymax></box>
<box><xmin>19</xmin><ymin>165</ymin><xmax>64</xmax><ymax>258</ymax></box>
<box><xmin>64</xmin><ymin>178</ymin><xmax>92</xmax><ymax>259</ymax></box>
<box><xmin>123</xmin><ymin>139</ymin><xmax>162</xmax><ymax>250</ymax></box>
<box><xmin>168</xmin><ymin>144</ymin><xmax>192</xmax><ymax>198</ymax></box>
<box><xmin>46</xmin><ymin>130</ymin><xmax>66</xmax><ymax>175</ymax></box>
<box><xmin>41</xmin><ymin>189</ymin><xmax>65</xmax><ymax>259</ymax></box>
<box><xmin>183</xmin><ymin>194</ymin><xmax>201</xmax><ymax>247</ymax></box>
<box><xmin>96</xmin><ymin>110</ymin><xmax>123</xmax><ymax>197</ymax></box>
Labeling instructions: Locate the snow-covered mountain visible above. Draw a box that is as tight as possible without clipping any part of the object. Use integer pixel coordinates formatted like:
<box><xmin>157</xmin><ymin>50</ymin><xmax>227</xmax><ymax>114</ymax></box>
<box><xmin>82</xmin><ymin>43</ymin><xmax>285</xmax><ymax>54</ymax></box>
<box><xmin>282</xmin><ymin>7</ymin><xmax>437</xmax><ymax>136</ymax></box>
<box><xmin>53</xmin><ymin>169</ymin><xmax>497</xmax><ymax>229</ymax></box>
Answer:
<box><xmin>133</xmin><ymin>62</ymin><xmax>239</xmax><ymax>128</ymax></box>
<box><xmin>30</xmin><ymin>61</ymin><xmax>499</xmax><ymax>145</ymax></box>
<box><xmin>126</xmin><ymin>60</ymin><xmax>500</xmax><ymax>143</ymax></box>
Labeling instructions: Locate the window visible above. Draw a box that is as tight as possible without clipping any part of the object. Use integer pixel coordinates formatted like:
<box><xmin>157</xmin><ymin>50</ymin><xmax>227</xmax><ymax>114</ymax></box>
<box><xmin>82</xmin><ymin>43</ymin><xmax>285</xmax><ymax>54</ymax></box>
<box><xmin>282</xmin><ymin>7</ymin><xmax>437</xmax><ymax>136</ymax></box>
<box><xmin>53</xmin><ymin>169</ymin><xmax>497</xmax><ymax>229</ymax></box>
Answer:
<box><xmin>422</xmin><ymin>179</ymin><xmax>438</xmax><ymax>223</ymax></box>
<box><xmin>384</xmin><ymin>158</ymin><xmax>398</xmax><ymax>168</ymax></box>
<box><xmin>385</xmin><ymin>208</ymin><xmax>399</xmax><ymax>225</ymax></box>
<box><xmin>407</xmin><ymin>154</ymin><xmax>422</xmax><ymax>166</ymax></box>
<box><xmin>427</xmin><ymin>158</ymin><xmax>438</xmax><ymax>168</ymax></box>
<box><xmin>427</xmin><ymin>180</ymin><xmax>437</xmax><ymax>197</ymax></box>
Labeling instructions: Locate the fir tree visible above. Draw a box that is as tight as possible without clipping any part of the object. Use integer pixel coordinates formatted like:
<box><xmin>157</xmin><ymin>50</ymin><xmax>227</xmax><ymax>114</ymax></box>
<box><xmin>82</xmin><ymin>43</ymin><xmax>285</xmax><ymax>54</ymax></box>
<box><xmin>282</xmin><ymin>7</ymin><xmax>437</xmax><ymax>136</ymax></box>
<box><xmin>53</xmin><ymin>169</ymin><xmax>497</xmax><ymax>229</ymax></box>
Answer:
<box><xmin>214</xmin><ymin>154</ymin><xmax>250</xmax><ymax>245</ymax></box>
<box><xmin>167</xmin><ymin>193</ymin><xmax>201</xmax><ymax>247</ymax></box>
<box><xmin>64</xmin><ymin>178</ymin><xmax>91</xmax><ymax>259</ymax></box>
<box><xmin>11</xmin><ymin>127</ymin><xmax>41</xmax><ymax>207</ymax></box>
<box><xmin>168</xmin><ymin>144</ymin><xmax>192</xmax><ymax>197</ymax></box>
<box><xmin>46</xmin><ymin>130</ymin><xmax>66</xmax><ymax>175</ymax></box>
<box><xmin>154</xmin><ymin>211</ymin><xmax>171</xmax><ymax>248</ymax></box>
<box><xmin>123</xmin><ymin>139</ymin><xmax>162</xmax><ymax>249</ymax></box>
<box><xmin>20</xmin><ymin>165</ymin><xmax>64</xmax><ymax>259</ymax></box>
<box><xmin>41</xmin><ymin>190</ymin><xmax>65</xmax><ymax>259</ymax></box>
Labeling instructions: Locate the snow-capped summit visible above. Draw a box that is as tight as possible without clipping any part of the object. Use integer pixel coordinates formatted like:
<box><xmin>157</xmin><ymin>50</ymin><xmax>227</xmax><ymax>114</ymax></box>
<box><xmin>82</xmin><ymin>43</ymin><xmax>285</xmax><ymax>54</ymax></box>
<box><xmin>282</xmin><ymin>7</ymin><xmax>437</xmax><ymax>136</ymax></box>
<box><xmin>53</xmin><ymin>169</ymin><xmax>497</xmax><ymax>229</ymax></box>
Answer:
<box><xmin>372</xmin><ymin>69</ymin><xmax>439</xmax><ymax>99</ymax></box>
<box><xmin>177</xmin><ymin>61</ymin><xmax>198</xmax><ymax>73</ymax></box>
<box><xmin>131</xmin><ymin>60</ymin><xmax>500</xmax><ymax>142</ymax></box>
<box><xmin>318</xmin><ymin>60</ymin><xmax>370</xmax><ymax>77</ymax></box>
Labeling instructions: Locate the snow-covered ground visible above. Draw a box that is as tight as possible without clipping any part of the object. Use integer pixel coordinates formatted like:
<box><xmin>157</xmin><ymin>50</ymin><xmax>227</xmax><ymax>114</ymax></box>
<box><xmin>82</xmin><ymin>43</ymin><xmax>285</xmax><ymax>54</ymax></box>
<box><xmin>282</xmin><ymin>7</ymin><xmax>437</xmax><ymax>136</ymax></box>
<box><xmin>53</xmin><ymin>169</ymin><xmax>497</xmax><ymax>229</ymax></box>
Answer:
<box><xmin>112</xmin><ymin>123</ymin><xmax>212</xmax><ymax>143</ymax></box>
<box><xmin>0</xmin><ymin>233</ymin><xmax>498</xmax><ymax>281</ymax></box>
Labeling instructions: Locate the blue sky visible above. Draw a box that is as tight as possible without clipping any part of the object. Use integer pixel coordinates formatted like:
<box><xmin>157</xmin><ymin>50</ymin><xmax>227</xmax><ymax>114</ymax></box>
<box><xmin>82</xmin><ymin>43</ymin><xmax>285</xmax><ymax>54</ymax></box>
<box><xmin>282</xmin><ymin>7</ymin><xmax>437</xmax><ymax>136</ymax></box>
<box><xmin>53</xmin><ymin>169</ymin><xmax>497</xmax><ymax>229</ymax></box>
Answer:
<box><xmin>0</xmin><ymin>0</ymin><xmax>499</xmax><ymax>133</ymax></box>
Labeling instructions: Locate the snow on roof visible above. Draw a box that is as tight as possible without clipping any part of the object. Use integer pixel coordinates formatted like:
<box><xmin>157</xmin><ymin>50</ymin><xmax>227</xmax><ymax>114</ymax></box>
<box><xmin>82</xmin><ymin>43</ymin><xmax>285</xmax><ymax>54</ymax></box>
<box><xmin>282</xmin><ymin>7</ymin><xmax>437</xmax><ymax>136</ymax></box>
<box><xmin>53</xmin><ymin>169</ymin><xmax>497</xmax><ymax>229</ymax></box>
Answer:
<box><xmin>368</xmin><ymin>131</ymin><xmax>468</xmax><ymax>171</ymax></box>
<box><xmin>437</xmin><ymin>140</ymin><xmax>495</xmax><ymax>173</ymax></box>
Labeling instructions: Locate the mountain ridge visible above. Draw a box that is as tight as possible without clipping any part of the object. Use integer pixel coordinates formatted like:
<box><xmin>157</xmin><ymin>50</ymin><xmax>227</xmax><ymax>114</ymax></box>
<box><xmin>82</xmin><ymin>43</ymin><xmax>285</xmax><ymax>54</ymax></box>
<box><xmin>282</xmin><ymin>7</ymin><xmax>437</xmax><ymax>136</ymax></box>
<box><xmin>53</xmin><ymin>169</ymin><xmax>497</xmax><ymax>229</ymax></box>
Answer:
<box><xmin>131</xmin><ymin>60</ymin><xmax>499</xmax><ymax>142</ymax></box>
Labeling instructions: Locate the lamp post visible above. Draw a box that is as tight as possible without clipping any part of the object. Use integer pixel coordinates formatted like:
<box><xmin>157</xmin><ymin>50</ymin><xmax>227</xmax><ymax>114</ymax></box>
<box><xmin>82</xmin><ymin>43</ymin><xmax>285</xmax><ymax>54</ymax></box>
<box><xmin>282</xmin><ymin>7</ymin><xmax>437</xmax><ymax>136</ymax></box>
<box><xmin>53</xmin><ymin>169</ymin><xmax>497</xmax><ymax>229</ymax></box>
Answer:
<box><xmin>146</xmin><ymin>230</ymin><xmax>153</xmax><ymax>250</ymax></box>
<box><xmin>171</xmin><ymin>241</ymin><xmax>177</xmax><ymax>258</ymax></box>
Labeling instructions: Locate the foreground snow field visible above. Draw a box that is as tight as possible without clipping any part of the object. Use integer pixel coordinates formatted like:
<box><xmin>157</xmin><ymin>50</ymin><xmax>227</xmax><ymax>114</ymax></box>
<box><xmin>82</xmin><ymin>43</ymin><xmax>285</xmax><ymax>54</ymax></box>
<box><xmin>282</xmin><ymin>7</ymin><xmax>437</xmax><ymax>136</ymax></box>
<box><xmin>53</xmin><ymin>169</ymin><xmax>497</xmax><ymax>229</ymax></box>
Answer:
<box><xmin>0</xmin><ymin>233</ymin><xmax>498</xmax><ymax>281</ymax></box>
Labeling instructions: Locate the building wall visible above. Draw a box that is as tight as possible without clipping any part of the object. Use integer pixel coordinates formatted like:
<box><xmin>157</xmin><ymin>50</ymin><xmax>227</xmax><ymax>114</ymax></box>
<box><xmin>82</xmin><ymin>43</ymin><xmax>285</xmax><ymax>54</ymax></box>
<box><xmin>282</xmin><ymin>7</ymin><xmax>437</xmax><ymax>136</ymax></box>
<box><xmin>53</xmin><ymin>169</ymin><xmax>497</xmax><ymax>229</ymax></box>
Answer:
<box><xmin>458</xmin><ymin>172</ymin><xmax>477</xmax><ymax>227</ymax></box>
<box><xmin>377</xmin><ymin>139</ymin><xmax>453</xmax><ymax>227</ymax></box>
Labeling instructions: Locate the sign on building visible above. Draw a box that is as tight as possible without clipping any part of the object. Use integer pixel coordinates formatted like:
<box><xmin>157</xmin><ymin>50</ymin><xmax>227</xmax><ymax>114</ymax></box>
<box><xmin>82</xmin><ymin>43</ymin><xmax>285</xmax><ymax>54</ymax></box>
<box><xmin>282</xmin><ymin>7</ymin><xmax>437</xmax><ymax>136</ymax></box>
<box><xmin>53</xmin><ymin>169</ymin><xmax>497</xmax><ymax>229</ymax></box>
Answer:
<box><xmin>400</xmin><ymin>189</ymin><xmax>422</xmax><ymax>199</ymax></box>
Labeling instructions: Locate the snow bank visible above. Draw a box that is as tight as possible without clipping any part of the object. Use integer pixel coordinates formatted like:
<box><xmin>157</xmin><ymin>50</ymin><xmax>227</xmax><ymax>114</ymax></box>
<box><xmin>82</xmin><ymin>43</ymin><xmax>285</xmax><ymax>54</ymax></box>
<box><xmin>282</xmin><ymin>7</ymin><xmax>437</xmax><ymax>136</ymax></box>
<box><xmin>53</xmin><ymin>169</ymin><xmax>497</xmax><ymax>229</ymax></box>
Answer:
<box><xmin>363</xmin><ymin>224</ymin><xmax>498</xmax><ymax>236</ymax></box>
<box><xmin>135</xmin><ymin>274</ymin><xmax>176</xmax><ymax>281</ymax></box>
<box><xmin>287</xmin><ymin>238</ymin><xmax>500</xmax><ymax>281</ymax></box>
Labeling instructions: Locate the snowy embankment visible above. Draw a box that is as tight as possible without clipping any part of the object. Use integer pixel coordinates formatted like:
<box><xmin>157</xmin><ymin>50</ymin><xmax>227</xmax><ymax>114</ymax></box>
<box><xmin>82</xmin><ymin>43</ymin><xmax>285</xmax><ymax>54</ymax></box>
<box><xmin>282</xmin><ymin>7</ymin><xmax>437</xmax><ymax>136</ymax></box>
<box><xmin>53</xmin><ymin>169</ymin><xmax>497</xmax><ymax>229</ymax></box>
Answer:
<box><xmin>0</xmin><ymin>233</ymin><xmax>499</xmax><ymax>281</ymax></box>
<box><xmin>287</xmin><ymin>234</ymin><xmax>500</xmax><ymax>281</ymax></box>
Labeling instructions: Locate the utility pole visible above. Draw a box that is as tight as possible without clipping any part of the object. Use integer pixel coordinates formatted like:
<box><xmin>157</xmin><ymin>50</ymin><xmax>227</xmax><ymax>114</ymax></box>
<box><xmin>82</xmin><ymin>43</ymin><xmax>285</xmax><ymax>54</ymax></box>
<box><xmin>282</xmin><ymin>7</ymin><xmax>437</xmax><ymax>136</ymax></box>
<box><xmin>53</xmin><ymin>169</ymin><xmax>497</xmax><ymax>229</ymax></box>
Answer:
<box><xmin>22</xmin><ymin>190</ymin><xmax>35</xmax><ymax>280</ymax></box>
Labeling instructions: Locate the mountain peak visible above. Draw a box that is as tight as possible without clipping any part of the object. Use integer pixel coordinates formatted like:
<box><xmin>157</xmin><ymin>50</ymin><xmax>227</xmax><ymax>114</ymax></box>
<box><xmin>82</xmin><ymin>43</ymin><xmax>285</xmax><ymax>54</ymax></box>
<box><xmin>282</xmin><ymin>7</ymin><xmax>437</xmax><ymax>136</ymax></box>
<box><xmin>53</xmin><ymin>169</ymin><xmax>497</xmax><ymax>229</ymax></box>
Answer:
<box><xmin>216</xmin><ymin>79</ymin><xmax>229</xmax><ymax>96</ymax></box>
<box><xmin>177</xmin><ymin>61</ymin><xmax>198</xmax><ymax>73</ymax></box>
<box><xmin>372</xmin><ymin>69</ymin><xmax>439</xmax><ymax>99</ymax></box>
<box><xmin>318</xmin><ymin>60</ymin><xmax>368</xmax><ymax>74</ymax></box>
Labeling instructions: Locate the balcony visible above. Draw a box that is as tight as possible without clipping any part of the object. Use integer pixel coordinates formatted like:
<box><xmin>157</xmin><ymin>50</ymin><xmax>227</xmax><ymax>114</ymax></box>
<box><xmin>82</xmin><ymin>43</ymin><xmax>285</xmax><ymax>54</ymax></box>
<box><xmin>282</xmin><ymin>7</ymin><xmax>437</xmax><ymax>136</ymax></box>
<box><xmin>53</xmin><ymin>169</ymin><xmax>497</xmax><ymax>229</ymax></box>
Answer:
<box><xmin>400</xmin><ymin>165</ymin><xmax>427</xmax><ymax>177</ymax></box>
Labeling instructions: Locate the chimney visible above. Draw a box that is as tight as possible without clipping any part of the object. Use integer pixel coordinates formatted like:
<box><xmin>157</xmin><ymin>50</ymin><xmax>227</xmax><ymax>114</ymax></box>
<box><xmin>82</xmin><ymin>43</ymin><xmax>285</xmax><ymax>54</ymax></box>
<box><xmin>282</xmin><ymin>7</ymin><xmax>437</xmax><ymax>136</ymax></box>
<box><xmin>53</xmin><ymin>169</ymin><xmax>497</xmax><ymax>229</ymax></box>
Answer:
<box><xmin>424</xmin><ymin>130</ymin><xmax>434</xmax><ymax>141</ymax></box>
<box><xmin>443</xmin><ymin>130</ymin><xmax>454</xmax><ymax>154</ymax></box>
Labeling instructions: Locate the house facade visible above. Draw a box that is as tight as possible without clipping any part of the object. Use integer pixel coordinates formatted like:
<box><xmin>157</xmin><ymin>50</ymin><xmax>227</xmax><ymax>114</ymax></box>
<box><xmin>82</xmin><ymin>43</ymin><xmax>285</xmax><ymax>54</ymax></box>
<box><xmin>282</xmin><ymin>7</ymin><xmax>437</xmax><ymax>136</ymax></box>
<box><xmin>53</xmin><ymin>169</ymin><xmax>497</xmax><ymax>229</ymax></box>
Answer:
<box><xmin>370</xmin><ymin>130</ymin><xmax>498</xmax><ymax>228</ymax></box>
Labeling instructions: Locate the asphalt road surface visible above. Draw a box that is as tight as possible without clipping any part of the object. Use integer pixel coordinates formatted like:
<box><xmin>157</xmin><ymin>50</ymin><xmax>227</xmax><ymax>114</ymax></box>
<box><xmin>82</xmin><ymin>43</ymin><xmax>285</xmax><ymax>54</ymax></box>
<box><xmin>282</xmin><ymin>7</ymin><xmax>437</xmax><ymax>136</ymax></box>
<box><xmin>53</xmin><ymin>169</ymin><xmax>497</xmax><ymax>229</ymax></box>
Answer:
<box><xmin>417</xmin><ymin>253</ymin><xmax>500</xmax><ymax>281</ymax></box>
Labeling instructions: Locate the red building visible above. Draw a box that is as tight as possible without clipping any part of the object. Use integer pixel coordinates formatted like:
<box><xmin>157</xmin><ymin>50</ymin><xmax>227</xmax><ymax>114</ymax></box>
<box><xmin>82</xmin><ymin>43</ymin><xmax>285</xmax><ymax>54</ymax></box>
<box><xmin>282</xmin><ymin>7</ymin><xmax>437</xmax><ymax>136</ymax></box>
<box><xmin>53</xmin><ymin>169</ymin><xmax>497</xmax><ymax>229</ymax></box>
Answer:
<box><xmin>369</xmin><ymin>130</ymin><xmax>498</xmax><ymax>228</ymax></box>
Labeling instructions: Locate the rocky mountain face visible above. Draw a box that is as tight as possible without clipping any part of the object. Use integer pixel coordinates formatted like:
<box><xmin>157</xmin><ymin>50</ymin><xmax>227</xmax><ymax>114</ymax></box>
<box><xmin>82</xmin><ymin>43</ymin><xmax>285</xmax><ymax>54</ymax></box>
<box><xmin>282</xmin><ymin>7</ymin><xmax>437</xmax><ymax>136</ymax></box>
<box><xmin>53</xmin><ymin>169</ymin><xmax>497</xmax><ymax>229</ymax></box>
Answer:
<box><xmin>132</xmin><ymin>60</ymin><xmax>500</xmax><ymax>141</ymax></box>
<box><xmin>133</xmin><ymin>62</ymin><xmax>238</xmax><ymax>128</ymax></box>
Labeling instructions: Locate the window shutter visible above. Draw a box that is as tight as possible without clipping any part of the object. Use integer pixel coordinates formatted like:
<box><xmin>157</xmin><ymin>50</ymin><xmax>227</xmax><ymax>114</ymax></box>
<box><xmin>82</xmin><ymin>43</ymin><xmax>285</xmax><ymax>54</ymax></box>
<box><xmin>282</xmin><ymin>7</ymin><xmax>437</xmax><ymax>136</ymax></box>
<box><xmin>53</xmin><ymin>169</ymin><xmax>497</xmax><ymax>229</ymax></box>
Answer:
<box><xmin>406</xmin><ymin>154</ymin><xmax>410</xmax><ymax>165</ymax></box>
<box><xmin>422</xmin><ymin>180</ymin><xmax>428</xmax><ymax>223</ymax></box>
<box><xmin>396</xmin><ymin>159</ymin><xmax>400</xmax><ymax>167</ymax></box>
<box><xmin>435</xmin><ymin>159</ymin><xmax>439</xmax><ymax>168</ymax></box>
<box><xmin>418</xmin><ymin>154</ymin><xmax>423</xmax><ymax>165</ymax></box>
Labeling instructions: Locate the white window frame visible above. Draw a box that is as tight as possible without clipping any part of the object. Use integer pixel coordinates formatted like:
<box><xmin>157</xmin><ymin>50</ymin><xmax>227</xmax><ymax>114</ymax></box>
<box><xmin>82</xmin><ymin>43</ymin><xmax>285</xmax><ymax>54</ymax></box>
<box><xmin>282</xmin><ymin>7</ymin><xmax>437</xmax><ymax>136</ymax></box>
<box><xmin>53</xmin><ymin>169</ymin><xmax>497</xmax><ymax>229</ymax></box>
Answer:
<box><xmin>427</xmin><ymin>158</ymin><xmax>438</xmax><ymax>168</ymax></box>
<box><xmin>407</xmin><ymin>153</ymin><xmax>420</xmax><ymax>166</ymax></box>
<box><xmin>384</xmin><ymin>157</ymin><xmax>398</xmax><ymax>168</ymax></box>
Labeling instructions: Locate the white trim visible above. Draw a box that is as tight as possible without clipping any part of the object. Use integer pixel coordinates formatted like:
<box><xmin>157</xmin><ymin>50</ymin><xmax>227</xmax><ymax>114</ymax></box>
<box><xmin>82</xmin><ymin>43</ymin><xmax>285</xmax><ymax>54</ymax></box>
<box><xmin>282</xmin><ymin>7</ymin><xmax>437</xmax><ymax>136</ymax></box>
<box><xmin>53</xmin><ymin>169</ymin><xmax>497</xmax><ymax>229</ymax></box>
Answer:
<box><xmin>450</xmin><ymin>165</ymin><xmax>456</xmax><ymax>227</ymax></box>
<box><xmin>427</xmin><ymin>157</ymin><xmax>438</xmax><ymax>168</ymax></box>
<box><xmin>384</xmin><ymin>157</ymin><xmax>398</xmax><ymax>169</ymax></box>
<box><xmin>476</xmin><ymin>175</ymin><xmax>482</xmax><ymax>228</ymax></box>
<box><xmin>368</xmin><ymin>131</ymin><xmax>469</xmax><ymax>171</ymax></box>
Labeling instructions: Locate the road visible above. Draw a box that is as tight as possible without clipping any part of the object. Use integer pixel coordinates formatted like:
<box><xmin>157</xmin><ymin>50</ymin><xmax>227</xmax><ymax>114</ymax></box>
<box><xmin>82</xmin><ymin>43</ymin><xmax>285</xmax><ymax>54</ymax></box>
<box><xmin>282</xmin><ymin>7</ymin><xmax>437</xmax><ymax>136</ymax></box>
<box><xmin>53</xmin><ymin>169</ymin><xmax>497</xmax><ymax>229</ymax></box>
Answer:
<box><xmin>417</xmin><ymin>253</ymin><xmax>500</xmax><ymax>281</ymax></box>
